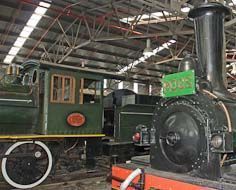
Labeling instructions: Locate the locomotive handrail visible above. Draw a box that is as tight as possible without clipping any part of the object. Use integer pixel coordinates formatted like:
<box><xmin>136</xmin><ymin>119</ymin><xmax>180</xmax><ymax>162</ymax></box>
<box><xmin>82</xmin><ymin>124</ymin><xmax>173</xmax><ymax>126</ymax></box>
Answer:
<box><xmin>202</xmin><ymin>89</ymin><xmax>232</xmax><ymax>133</ymax></box>
<box><xmin>0</xmin><ymin>98</ymin><xmax>32</xmax><ymax>103</ymax></box>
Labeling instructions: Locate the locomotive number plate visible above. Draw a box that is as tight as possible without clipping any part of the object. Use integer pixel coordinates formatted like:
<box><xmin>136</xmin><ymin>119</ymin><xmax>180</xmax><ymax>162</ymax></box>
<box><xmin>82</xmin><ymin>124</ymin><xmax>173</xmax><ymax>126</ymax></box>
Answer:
<box><xmin>161</xmin><ymin>70</ymin><xmax>196</xmax><ymax>98</ymax></box>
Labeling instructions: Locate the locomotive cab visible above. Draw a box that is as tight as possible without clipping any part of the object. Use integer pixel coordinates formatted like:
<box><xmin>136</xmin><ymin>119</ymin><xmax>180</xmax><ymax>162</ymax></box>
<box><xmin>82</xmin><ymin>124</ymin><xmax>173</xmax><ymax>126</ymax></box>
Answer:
<box><xmin>37</xmin><ymin>64</ymin><xmax>104</xmax><ymax>135</ymax></box>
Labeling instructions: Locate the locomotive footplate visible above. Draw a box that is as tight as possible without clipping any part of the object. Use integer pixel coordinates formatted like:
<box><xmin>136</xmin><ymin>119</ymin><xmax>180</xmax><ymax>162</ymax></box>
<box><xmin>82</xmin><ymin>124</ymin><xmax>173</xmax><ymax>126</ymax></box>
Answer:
<box><xmin>112</xmin><ymin>155</ymin><xmax>236</xmax><ymax>190</ymax></box>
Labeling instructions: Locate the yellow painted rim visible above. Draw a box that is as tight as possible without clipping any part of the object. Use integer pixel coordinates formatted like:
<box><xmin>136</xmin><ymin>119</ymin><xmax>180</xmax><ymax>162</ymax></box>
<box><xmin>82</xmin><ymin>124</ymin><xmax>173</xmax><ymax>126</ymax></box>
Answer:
<box><xmin>0</xmin><ymin>134</ymin><xmax>105</xmax><ymax>139</ymax></box>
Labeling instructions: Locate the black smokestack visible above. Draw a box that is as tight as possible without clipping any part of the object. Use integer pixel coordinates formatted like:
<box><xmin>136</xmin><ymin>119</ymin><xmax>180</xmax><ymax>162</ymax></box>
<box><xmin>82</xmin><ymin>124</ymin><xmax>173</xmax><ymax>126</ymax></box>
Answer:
<box><xmin>189</xmin><ymin>2</ymin><xmax>236</xmax><ymax>101</ymax></box>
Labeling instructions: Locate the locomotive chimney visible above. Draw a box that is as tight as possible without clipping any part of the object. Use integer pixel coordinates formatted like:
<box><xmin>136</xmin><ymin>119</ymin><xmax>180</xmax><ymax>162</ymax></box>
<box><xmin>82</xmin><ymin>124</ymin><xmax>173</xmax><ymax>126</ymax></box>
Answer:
<box><xmin>188</xmin><ymin>3</ymin><xmax>236</xmax><ymax>101</ymax></box>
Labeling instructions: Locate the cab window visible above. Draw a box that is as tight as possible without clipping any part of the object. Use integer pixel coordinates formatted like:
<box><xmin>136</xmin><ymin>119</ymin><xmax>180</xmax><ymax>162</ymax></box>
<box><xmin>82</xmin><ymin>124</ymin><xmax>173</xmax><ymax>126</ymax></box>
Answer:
<box><xmin>79</xmin><ymin>78</ymin><xmax>102</xmax><ymax>104</ymax></box>
<box><xmin>50</xmin><ymin>74</ymin><xmax>75</xmax><ymax>104</ymax></box>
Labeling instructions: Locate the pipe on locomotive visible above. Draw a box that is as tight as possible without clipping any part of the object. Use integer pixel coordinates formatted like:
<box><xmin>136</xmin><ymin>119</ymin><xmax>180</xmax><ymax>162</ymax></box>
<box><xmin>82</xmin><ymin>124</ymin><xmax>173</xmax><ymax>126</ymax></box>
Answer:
<box><xmin>202</xmin><ymin>89</ymin><xmax>232</xmax><ymax>133</ymax></box>
<box><xmin>202</xmin><ymin>88</ymin><xmax>232</xmax><ymax>167</ymax></box>
<box><xmin>188</xmin><ymin>2</ymin><xmax>236</xmax><ymax>102</ymax></box>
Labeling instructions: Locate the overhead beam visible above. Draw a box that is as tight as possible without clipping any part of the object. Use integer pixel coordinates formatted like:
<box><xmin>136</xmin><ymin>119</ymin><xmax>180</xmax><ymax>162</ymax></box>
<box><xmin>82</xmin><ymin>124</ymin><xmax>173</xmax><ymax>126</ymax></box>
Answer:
<box><xmin>95</xmin><ymin>30</ymin><xmax>194</xmax><ymax>41</ymax></box>
<box><xmin>225</xmin><ymin>17</ymin><xmax>236</xmax><ymax>28</ymax></box>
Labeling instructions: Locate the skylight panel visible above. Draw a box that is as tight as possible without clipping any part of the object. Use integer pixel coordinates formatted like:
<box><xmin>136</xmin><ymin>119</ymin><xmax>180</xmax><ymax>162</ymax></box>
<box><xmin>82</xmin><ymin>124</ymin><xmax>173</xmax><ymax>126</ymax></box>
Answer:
<box><xmin>118</xmin><ymin>39</ymin><xmax>176</xmax><ymax>74</ymax></box>
<box><xmin>118</xmin><ymin>81</ymin><xmax>124</xmax><ymax>89</ymax></box>
<box><xmin>133</xmin><ymin>83</ymin><xmax>138</xmax><ymax>93</ymax></box>
<box><xmin>35</xmin><ymin>6</ymin><xmax>47</xmax><ymax>15</ymax></box>
<box><xmin>14</xmin><ymin>37</ymin><xmax>27</xmax><ymax>47</ymax></box>
<box><xmin>120</xmin><ymin>11</ymin><xmax>172</xmax><ymax>25</ymax></box>
<box><xmin>9</xmin><ymin>47</ymin><xmax>20</xmax><ymax>56</ymax></box>
<box><xmin>139</xmin><ymin>14</ymin><xmax>150</xmax><ymax>20</ymax></box>
<box><xmin>20</xmin><ymin>26</ymin><xmax>34</xmax><ymax>38</ymax></box>
<box><xmin>149</xmin><ymin>85</ymin><xmax>152</xmax><ymax>95</ymax></box>
<box><xmin>3</xmin><ymin>1</ymin><xmax>51</xmax><ymax>64</ymax></box>
<box><xmin>39</xmin><ymin>2</ymin><xmax>51</xmax><ymax>8</ymax></box>
<box><xmin>26</xmin><ymin>14</ymin><xmax>42</xmax><ymax>27</ymax></box>
<box><xmin>139</xmin><ymin>57</ymin><xmax>146</xmax><ymax>62</ymax></box>
<box><xmin>3</xmin><ymin>55</ymin><xmax>15</xmax><ymax>64</ymax></box>
<box><xmin>169</xmin><ymin>39</ymin><xmax>177</xmax><ymax>44</ymax></box>
<box><xmin>104</xmin><ymin>79</ymin><xmax>107</xmax><ymax>88</ymax></box>
<box><xmin>151</xmin><ymin>12</ymin><xmax>164</xmax><ymax>17</ymax></box>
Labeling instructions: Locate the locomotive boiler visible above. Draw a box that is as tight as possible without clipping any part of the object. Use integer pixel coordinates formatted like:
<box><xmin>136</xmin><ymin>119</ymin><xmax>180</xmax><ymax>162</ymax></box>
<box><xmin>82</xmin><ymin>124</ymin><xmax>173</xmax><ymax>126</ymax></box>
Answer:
<box><xmin>150</xmin><ymin>2</ymin><xmax>236</xmax><ymax>180</ymax></box>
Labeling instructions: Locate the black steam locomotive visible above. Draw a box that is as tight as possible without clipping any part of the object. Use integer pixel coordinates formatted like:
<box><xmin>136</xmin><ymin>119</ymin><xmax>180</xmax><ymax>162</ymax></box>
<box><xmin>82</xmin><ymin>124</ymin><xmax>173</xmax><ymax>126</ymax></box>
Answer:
<box><xmin>151</xmin><ymin>2</ymin><xmax>236</xmax><ymax>180</ymax></box>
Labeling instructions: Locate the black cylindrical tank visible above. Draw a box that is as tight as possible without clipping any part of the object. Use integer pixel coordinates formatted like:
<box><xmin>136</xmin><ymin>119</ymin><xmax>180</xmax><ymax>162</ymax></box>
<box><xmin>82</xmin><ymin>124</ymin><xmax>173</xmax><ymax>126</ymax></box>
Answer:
<box><xmin>189</xmin><ymin>3</ymin><xmax>236</xmax><ymax>101</ymax></box>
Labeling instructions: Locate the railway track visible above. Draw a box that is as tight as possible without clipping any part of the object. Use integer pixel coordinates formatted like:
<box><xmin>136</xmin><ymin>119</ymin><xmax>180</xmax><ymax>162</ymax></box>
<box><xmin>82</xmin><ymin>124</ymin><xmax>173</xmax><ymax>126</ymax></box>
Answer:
<box><xmin>0</xmin><ymin>156</ymin><xmax>111</xmax><ymax>190</ymax></box>
<box><xmin>0</xmin><ymin>168</ymin><xmax>109</xmax><ymax>190</ymax></box>
<box><xmin>34</xmin><ymin>176</ymin><xmax>110</xmax><ymax>190</ymax></box>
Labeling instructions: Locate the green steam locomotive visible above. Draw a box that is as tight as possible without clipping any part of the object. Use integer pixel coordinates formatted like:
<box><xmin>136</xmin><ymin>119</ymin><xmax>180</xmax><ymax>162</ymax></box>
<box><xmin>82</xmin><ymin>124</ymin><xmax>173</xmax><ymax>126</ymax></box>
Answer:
<box><xmin>0</xmin><ymin>61</ymin><xmax>104</xmax><ymax>189</ymax></box>
<box><xmin>0</xmin><ymin>60</ymin><xmax>159</xmax><ymax>189</ymax></box>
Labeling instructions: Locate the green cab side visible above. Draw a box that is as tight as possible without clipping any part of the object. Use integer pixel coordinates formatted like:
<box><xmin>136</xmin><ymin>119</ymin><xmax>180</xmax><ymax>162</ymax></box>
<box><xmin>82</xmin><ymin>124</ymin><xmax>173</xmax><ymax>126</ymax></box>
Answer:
<box><xmin>37</xmin><ymin>67</ymin><xmax>104</xmax><ymax>135</ymax></box>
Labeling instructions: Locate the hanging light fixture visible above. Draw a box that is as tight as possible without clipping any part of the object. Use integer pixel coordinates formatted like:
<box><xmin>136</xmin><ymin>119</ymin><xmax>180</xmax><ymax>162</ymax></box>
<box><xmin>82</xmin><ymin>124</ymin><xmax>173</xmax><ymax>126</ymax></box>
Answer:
<box><xmin>143</xmin><ymin>39</ymin><xmax>153</xmax><ymax>56</ymax></box>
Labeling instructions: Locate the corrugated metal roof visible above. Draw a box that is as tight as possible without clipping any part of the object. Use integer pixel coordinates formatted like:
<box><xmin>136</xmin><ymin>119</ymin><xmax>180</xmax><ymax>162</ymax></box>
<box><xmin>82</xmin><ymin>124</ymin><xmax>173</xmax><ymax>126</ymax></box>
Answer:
<box><xmin>0</xmin><ymin>0</ymin><xmax>235</xmax><ymax>88</ymax></box>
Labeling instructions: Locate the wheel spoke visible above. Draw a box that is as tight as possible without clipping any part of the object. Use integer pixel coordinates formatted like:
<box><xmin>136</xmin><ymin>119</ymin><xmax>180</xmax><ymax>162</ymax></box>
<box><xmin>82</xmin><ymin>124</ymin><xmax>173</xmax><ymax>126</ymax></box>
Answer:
<box><xmin>37</xmin><ymin>161</ymin><xmax>48</xmax><ymax>167</ymax></box>
<box><xmin>2</xmin><ymin>141</ymin><xmax>52</xmax><ymax>189</ymax></box>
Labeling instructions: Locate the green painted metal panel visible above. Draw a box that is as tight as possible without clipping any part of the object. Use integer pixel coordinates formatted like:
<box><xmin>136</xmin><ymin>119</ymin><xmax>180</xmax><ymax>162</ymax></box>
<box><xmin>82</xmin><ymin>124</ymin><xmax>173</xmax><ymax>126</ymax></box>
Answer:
<box><xmin>0</xmin><ymin>83</ymin><xmax>39</xmax><ymax>134</ymax></box>
<box><xmin>45</xmin><ymin>103</ymin><xmax>103</xmax><ymax>134</ymax></box>
<box><xmin>0</xmin><ymin>104</ymin><xmax>37</xmax><ymax>134</ymax></box>
<box><xmin>0</xmin><ymin>65</ymin><xmax>104</xmax><ymax>135</ymax></box>
<box><xmin>39</xmin><ymin>68</ymin><xmax>104</xmax><ymax>135</ymax></box>
<box><xmin>162</xmin><ymin>70</ymin><xmax>196</xmax><ymax>98</ymax></box>
<box><xmin>115</xmin><ymin>104</ymin><xmax>155</xmax><ymax>142</ymax></box>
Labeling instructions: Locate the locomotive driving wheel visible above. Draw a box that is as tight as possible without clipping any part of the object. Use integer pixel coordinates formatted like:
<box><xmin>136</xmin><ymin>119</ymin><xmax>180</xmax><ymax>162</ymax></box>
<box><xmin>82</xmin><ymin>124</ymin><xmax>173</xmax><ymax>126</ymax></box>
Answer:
<box><xmin>1</xmin><ymin>141</ymin><xmax>52</xmax><ymax>189</ymax></box>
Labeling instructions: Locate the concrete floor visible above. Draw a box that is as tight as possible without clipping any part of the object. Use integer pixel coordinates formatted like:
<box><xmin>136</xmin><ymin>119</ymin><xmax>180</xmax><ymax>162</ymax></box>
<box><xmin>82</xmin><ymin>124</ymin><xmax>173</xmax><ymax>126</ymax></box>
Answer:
<box><xmin>0</xmin><ymin>174</ymin><xmax>111</xmax><ymax>190</ymax></box>
<box><xmin>33</xmin><ymin>176</ymin><xmax>111</xmax><ymax>190</ymax></box>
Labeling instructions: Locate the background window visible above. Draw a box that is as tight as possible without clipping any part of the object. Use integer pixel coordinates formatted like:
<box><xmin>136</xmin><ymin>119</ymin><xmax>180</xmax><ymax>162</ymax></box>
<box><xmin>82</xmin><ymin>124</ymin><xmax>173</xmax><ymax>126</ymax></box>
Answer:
<box><xmin>51</xmin><ymin>75</ymin><xmax>75</xmax><ymax>104</ymax></box>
